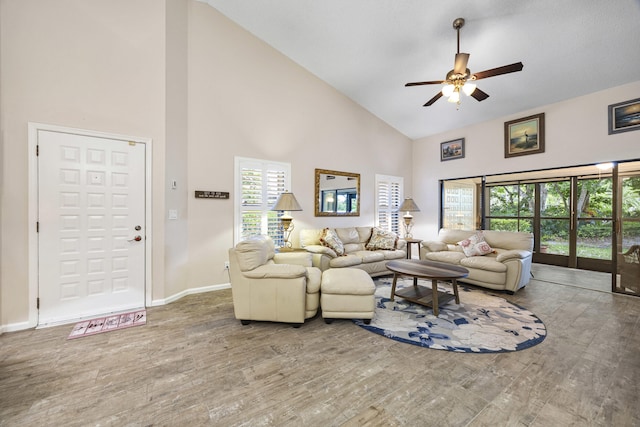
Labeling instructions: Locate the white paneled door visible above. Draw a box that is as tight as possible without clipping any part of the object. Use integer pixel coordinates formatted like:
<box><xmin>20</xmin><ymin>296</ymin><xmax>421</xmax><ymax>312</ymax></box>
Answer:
<box><xmin>37</xmin><ymin>130</ymin><xmax>146</xmax><ymax>326</ymax></box>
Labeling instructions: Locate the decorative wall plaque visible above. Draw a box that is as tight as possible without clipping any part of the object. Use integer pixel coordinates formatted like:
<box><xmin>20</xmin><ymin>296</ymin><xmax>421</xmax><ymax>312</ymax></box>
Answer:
<box><xmin>195</xmin><ymin>191</ymin><xmax>229</xmax><ymax>199</ymax></box>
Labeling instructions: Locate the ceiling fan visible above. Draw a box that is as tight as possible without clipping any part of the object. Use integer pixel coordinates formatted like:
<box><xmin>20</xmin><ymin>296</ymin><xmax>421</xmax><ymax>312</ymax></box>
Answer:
<box><xmin>405</xmin><ymin>17</ymin><xmax>523</xmax><ymax>107</ymax></box>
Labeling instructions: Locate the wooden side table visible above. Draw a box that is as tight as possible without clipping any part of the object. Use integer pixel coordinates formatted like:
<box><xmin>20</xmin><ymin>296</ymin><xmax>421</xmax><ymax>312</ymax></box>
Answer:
<box><xmin>404</xmin><ymin>238</ymin><xmax>422</xmax><ymax>259</ymax></box>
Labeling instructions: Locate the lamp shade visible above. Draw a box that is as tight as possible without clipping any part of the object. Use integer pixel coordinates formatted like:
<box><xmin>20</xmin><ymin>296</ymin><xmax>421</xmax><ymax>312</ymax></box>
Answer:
<box><xmin>441</xmin><ymin>84</ymin><xmax>455</xmax><ymax>97</ymax></box>
<box><xmin>272</xmin><ymin>192</ymin><xmax>302</xmax><ymax>211</ymax></box>
<box><xmin>398</xmin><ymin>198</ymin><xmax>420</xmax><ymax>212</ymax></box>
<box><xmin>462</xmin><ymin>81</ymin><xmax>477</xmax><ymax>96</ymax></box>
<box><xmin>447</xmin><ymin>90</ymin><xmax>460</xmax><ymax>103</ymax></box>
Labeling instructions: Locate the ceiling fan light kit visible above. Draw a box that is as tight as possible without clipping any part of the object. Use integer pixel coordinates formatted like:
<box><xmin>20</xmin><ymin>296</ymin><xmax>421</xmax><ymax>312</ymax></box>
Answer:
<box><xmin>406</xmin><ymin>17</ymin><xmax>523</xmax><ymax>108</ymax></box>
<box><xmin>442</xmin><ymin>81</ymin><xmax>477</xmax><ymax>103</ymax></box>
<box><xmin>442</xmin><ymin>84</ymin><xmax>455</xmax><ymax>97</ymax></box>
<box><xmin>462</xmin><ymin>82</ymin><xmax>476</xmax><ymax>96</ymax></box>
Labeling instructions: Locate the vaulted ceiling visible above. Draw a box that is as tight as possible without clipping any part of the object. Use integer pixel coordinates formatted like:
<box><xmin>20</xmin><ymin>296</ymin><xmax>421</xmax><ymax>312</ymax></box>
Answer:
<box><xmin>201</xmin><ymin>0</ymin><xmax>640</xmax><ymax>140</ymax></box>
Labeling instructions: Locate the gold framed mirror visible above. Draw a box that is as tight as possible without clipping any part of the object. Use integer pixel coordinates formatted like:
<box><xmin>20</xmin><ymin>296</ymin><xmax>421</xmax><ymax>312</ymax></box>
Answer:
<box><xmin>315</xmin><ymin>168</ymin><xmax>360</xmax><ymax>216</ymax></box>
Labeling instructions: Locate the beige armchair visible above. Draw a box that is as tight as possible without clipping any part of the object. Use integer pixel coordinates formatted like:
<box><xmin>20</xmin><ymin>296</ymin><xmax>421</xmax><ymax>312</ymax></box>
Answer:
<box><xmin>228</xmin><ymin>235</ymin><xmax>321</xmax><ymax>326</ymax></box>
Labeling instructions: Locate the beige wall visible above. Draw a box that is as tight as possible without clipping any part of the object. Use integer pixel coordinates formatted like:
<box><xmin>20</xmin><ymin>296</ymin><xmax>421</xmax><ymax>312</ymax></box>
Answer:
<box><xmin>164</xmin><ymin>0</ymin><xmax>190</xmax><ymax>299</ymax></box>
<box><xmin>0</xmin><ymin>0</ymin><xmax>412</xmax><ymax>329</ymax></box>
<box><xmin>411</xmin><ymin>80</ymin><xmax>640</xmax><ymax>240</ymax></box>
<box><xmin>0</xmin><ymin>0</ymin><xmax>167</xmax><ymax>329</ymax></box>
<box><xmin>185</xmin><ymin>3</ymin><xmax>413</xmax><ymax>288</ymax></box>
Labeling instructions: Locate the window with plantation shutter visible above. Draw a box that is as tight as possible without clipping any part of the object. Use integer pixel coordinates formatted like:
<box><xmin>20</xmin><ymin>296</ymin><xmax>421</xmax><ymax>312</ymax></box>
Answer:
<box><xmin>235</xmin><ymin>157</ymin><xmax>290</xmax><ymax>246</ymax></box>
<box><xmin>375</xmin><ymin>174</ymin><xmax>403</xmax><ymax>235</ymax></box>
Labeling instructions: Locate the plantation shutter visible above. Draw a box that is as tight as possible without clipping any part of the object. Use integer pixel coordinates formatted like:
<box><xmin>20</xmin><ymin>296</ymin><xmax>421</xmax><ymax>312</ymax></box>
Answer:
<box><xmin>236</xmin><ymin>157</ymin><xmax>290</xmax><ymax>245</ymax></box>
<box><xmin>375</xmin><ymin>174</ymin><xmax>403</xmax><ymax>235</ymax></box>
<box><xmin>265</xmin><ymin>168</ymin><xmax>287</xmax><ymax>246</ymax></box>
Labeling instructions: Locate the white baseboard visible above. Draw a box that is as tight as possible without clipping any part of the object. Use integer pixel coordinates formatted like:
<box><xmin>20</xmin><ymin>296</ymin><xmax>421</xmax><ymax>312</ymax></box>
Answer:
<box><xmin>1</xmin><ymin>320</ymin><xmax>32</xmax><ymax>334</ymax></box>
<box><xmin>1</xmin><ymin>283</ymin><xmax>232</xmax><ymax>333</ymax></box>
<box><xmin>150</xmin><ymin>282</ymin><xmax>231</xmax><ymax>306</ymax></box>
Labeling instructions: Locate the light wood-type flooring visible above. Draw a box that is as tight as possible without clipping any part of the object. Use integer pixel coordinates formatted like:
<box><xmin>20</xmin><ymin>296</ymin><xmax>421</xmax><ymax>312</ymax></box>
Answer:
<box><xmin>1</xmin><ymin>264</ymin><xmax>639</xmax><ymax>426</ymax></box>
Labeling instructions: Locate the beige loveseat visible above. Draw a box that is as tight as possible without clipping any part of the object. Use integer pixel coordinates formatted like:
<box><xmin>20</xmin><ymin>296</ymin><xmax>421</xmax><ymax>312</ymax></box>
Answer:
<box><xmin>299</xmin><ymin>227</ymin><xmax>406</xmax><ymax>277</ymax></box>
<box><xmin>420</xmin><ymin>228</ymin><xmax>534</xmax><ymax>293</ymax></box>
<box><xmin>228</xmin><ymin>235</ymin><xmax>321</xmax><ymax>326</ymax></box>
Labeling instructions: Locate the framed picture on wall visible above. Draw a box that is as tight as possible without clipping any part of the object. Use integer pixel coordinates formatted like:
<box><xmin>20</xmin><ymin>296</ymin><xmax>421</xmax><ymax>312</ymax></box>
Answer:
<box><xmin>504</xmin><ymin>113</ymin><xmax>545</xmax><ymax>158</ymax></box>
<box><xmin>608</xmin><ymin>97</ymin><xmax>640</xmax><ymax>134</ymax></box>
<box><xmin>440</xmin><ymin>138</ymin><xmax>465</xmax><ymax>161</ymax></box>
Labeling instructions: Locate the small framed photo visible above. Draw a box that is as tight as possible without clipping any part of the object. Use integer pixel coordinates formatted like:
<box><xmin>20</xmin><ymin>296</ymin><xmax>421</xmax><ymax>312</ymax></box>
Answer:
<box><xmin>440</xmin><ymin>138</ymin><xmax>465</xmax><ymax>161</ymax></box>
<box><xmin>504</xmin><ymin>113</ymin><xmax>545</xmax><ymax>158</ymax></box>
<box><xmin>608</xmin><ymin>97</ymin><xmax>640</xmax><ymax>134</ymax></box>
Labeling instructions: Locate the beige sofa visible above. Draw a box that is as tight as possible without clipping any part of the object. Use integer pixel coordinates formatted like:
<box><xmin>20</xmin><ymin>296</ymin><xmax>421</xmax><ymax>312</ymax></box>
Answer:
<box><xmin>420</xmin><ymin>228</ymin><xmax>534</xmax><ymax>293</ymax></box>
<box><xmin>228</xmin><ymin>235</ymin><xmax>321</xmax><ymax>326</ymax></box>
<box><xmin>299</xmin><ymin>227</ymin><xmax>406</xmax><ymax>277</ymax></box>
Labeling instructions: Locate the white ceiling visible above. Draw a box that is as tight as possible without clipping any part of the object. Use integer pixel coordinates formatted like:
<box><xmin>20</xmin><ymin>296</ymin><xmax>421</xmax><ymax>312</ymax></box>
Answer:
<box><xmin>201</xmin><ymin>0</ymin><xmax>640</xmax><ymax>140</ymax></box>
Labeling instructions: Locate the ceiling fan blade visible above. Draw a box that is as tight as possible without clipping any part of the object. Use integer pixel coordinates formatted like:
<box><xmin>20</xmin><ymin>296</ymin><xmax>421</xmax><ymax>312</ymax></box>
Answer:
<box><xmin>454</xmin><ymin>53</ymin><xmax>470</xmax><ymax>74</ymax></box>
<box><xmin>405</xmin><ymin>80</ymin><xmax>444</xmax><ymax>87</ymax></box>
<box><xmin>423</xmin><ymin>92</ymin><xmax>443</xmax><ymax>106</ymax></box>
<box><xmin>472</xmin><ymin>62</ymin><xmax>523</xmax><ymax>80</ymax></box>
<box><xmin>470</xmin><ymin>87</ymin><xmax>489</xmax><ymax>102</ymax></box>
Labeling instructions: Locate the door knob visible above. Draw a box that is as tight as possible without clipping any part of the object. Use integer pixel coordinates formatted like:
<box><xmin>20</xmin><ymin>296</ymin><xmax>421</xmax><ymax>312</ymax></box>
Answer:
<box><xmin>128</xmin><ymin>235</ymin><xmax>142</xmax><ymax>242</ymax></box>
<box><xmin>135</xmin><ymin>225</ymin><xmax>142</xmax><ymax>231</ymax></box>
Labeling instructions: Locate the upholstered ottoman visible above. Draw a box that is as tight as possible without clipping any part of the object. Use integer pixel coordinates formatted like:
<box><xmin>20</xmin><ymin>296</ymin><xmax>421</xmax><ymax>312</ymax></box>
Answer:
<box><xmin>320</xmin><ymin>268</ymin><xmax>375</xmax><ymax>324</ymax></box>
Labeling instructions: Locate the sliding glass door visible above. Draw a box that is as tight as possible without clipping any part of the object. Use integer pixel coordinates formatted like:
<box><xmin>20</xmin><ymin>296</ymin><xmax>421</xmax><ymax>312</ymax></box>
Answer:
<box><xmin>538</xmin><ymin>180</ymin><xmax>572</xmax><ymax>261</ymax></box>
<box><xmin>616</xmin><ymin>172</ymin><xmax>640</xmax><ymax>295</ymax></box>
<box><xmin>441</xmin><ymin>159</ymin><xmax>640</xmax><ymax>296</ymax></box>
<box><xmin>575</xmin><ymin>177</ymin><xmax>613</xmax><ymax>271</ymax></box>
<box><xmin>487</xmin><ymin>177</ymin><xmax>613</xmax><ymax>271</ymax></box>
<box><xmin>485</xmin><ymin>183</ymin><xmax>533</xmax><ymax>233</ymax></box>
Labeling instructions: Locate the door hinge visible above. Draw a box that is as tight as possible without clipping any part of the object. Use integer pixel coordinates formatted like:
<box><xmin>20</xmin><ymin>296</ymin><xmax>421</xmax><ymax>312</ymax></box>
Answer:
<box><xmin>36</xmin><ymin>145</ymin><xmax>39</xmax><ymax>156</ymax></box>
<box><xmin>37</xmin><ymin>298</ymin><xmax>40</xmax><ymax>309</ymax></box>
<box><xmin>36</xmin><ymin>221</ymin><xmax>39</xmax><ymax>232</ymax></box>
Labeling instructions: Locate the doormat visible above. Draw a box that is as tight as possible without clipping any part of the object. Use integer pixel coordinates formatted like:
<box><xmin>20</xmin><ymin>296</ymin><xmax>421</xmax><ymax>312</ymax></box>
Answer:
<box><xmin>67</xmin><ymin>310</ymin><xmax>146</xmax><ymax>339</ymax></box>
<box><xmin>354</xmin><ymin>277</ymin><xmax>546</xmax><ymax>353</ymax></box>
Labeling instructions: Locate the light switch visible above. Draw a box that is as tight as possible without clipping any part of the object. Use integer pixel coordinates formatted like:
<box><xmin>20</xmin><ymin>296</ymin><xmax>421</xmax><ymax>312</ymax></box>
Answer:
<box><xmin>168</xmin><ymin>209</ymin><xmax>178</xmax><ymax>220</ymax></box>
<box><xmin>171</xmin><ymin>179</ymin><xmax>177</xmax><ymax>190</ymax></box>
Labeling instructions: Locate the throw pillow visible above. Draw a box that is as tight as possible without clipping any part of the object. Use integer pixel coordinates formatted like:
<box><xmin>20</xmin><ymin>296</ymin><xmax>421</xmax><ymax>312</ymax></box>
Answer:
<box><xmin>457</xmin><ymin>231</ymin><xmax>494</xmax><ymax>257</ymax></box>
<box><xmin>456</xmin><ymin>231</ymin><xmax>482</xmax><ymax>250</ymax></box>
<box><xmin>320</xmin><ymin>228</ymin><xmax>345</xmax><ymax>256</ymax></box>
<box><xmin>366</xmin><ymin>227</ymin><xmax>398</xmax><ymax>250</ymax></box>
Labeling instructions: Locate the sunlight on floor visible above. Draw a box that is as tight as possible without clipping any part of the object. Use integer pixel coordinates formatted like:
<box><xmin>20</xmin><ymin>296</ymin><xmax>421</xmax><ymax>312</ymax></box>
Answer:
<box><xmin>530</xmin><ymin>263</ymin><xmax>612</xmax><ymax>293</ymax></box>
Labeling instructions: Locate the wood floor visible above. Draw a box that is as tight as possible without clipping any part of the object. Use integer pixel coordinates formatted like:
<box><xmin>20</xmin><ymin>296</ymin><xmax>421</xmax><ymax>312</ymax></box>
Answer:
<box><xmin>1</xmin><ymin>265</ymin><xmax>639</xmax><ymax>426</ymax></box>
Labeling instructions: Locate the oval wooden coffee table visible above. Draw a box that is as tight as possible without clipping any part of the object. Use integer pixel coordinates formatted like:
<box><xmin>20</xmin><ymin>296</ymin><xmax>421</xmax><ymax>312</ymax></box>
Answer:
<box><xmin>386</xmin><ymin>259</ymin><xmax>469</xmax><ymax>316</ymax></box>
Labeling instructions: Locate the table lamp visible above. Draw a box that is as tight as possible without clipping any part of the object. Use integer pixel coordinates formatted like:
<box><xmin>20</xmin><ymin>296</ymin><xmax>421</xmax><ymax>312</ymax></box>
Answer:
<box><xmin>398</xmin><ymin>197</ymin><xmax>420</xmax><ymax>239</ymax></box>
<box><xmin>272</xmin><ymin>191</ymin><xmax>302</xmax><ymax>249</ymax></box>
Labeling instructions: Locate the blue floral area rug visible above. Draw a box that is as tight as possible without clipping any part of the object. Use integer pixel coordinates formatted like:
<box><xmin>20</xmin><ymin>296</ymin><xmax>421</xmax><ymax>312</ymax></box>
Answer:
<box><xmin>354</xmin><ymin>277</ymin><xmax>546</xmax><ymax>353</ymax></box>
